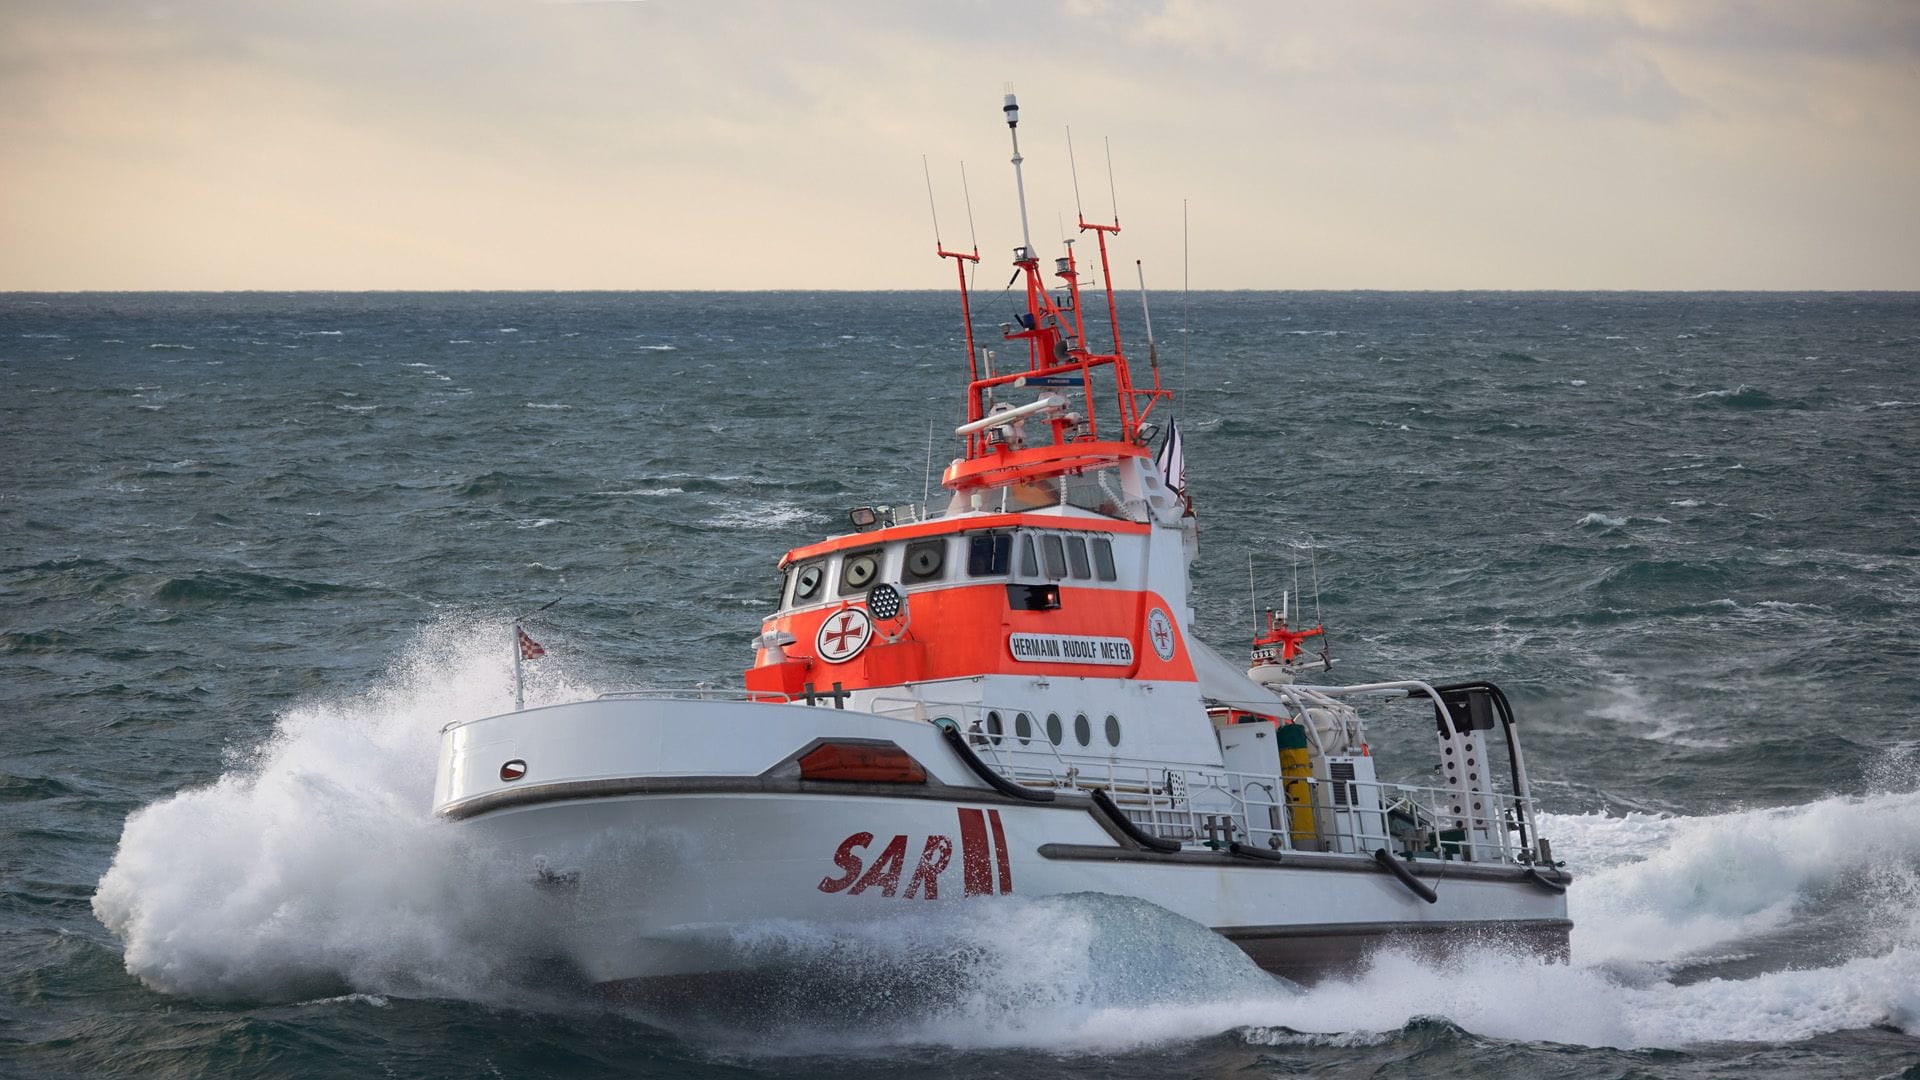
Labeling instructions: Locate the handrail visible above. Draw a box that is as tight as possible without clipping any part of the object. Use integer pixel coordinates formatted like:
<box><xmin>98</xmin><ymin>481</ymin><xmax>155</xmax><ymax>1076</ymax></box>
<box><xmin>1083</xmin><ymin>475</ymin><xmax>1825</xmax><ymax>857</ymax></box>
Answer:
<box><xmin>594</xmin><ymin>688</ymin><xmax>793</xmax><ymax>702</ymax></box>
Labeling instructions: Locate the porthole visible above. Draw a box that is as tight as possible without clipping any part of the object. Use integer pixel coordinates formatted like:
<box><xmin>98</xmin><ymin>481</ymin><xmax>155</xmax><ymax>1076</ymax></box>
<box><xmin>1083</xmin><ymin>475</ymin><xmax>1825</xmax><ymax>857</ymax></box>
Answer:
<box><xmin>904</xmin><ymin>540</ymin><xmax>945</xmax><ymax>581</ymax></box>
<box><xmin>985</xmin><ymin>710</ymin><xmax>1004</xmax><ymax>746</ymax></box>
<box><xmin>840</xmin><ymin>549</ymin><xmax>882</xmax><ymax>594</ymax></box>
<box><xmin>1015</xmin><ymin>711</ymin><xmax>1033</xmax><ymax>745</ymax></box>
<box><xmin>1046</xmin><ymin>712</ymin><xmax>1063</xmax><ymax>745</ymax></box>
<box><xmin>1104</xmin><ymin>714</ymin><xmax>1121</xmax><ymax>747</ymax></box>
<box><xmin>793</xmin><ymin>562</ymin><xmax>826</xmax><ymax>602</ymax></box>
<box><xmin>1074</xmin><ymin>713</ymin><xmax>1091</xmax><ymax>746</ymax></box>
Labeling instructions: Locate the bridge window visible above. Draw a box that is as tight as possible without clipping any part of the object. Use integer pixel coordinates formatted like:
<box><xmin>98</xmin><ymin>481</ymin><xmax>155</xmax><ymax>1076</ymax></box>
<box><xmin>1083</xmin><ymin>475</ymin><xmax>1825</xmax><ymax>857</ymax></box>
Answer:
<box><xmin>967</xmin><ymin>532</ymin><xmax>1012</xmax><ymax>576</ymax></box>
<box><xmin>1066</xmin><ymin>536</ymin><xmax>1091</xmax><ymax>579</ymax></box>
<box><xmin>1092</xmin><ymin>538</ymin><xmax>1117</xmax><ymax>581</ymax></box>
<box><xmin>1019</xmin><ymin>534</ymin><xmax>1040</xmax><ymax>577</ymax></box>
<box><xmin>791</xmin><ymin>560</ymin><xmax>827</xmax><ymax>604</ymax></box>
<box><xmin>1041</xmin><ymin>535</ymin><xmax>1067</xmax><ymax>579</ymax></box>
<box><xmin>838</xmin><ymin>548</ymin><xmax>883</xmax><ymax>596</ymax></box>
<box><xmin>903</xmin><ymin>539</ymin><xmax>946</xmax><ymax>582</ymax></box>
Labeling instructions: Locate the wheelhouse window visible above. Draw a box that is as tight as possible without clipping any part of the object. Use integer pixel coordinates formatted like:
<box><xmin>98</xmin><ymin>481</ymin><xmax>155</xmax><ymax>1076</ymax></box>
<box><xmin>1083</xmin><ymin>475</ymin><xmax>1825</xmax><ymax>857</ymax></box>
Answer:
<box><xmin>1092</xmin><ymin>538</ymin><xmax>1117</xmax><ymax>581</ymax></box>
<box><xmin>1066</xmin><ymin>536</ymin><xmax>1091</xmax><ymax>579</ymax></box>
<box><xmin>967</xmin><ymin>532</ymin><xmax>1013</xmax><ymax>577</ymax></box>
<box><xmin>791</xmin><ymin>559</ymin><xmax>828</xmax><ymax>605</ymax></box>
<box><xmin>1041</xmin><ymin>534</ymin><xmax>1067</xmax><ymax>579</ymax></box>
<box><xmin>903</xmin><ymin>539</ymin><xmax>946</xmax><ymax>583</ymax></box>
<box><xmin>1018</xmin><ymin>534</ymin><xmax>1040</xmax><ymax>577</ymax></box>
<box><xmin>837</xmin><ymin>547</ymin><xmax>884</xmax><ymax>596</ymax></box>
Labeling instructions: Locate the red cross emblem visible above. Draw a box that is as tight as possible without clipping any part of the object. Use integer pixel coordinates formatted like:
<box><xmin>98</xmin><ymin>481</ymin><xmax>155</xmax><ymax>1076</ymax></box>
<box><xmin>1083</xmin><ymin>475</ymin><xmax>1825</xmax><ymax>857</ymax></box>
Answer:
<box><xmin>816</xmin><ymin>607</ymin><xmax>873</xmax><ymax>664</ymax></box>
<box><xmin>1146</xmin><ymin>607</ymin><xmax>1177</xmax><ymax>662</ymax></box>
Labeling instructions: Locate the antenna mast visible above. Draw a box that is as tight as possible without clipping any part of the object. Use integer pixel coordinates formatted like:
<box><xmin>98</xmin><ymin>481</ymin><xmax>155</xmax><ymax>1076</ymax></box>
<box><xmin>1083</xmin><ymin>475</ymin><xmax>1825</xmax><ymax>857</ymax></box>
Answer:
<box><xmin>1004</xmin><ymin>90</ymin><xmax>1035</xmax><ymax>261</ymax></box>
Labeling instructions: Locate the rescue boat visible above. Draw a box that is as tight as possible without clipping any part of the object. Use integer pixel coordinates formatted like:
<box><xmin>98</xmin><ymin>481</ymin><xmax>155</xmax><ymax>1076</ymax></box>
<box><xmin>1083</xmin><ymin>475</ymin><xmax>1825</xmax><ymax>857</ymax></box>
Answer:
<box><xmin>433</xmin><ymin>94</ymin><xmax>1571</xmax><ymax>996</ymax></box>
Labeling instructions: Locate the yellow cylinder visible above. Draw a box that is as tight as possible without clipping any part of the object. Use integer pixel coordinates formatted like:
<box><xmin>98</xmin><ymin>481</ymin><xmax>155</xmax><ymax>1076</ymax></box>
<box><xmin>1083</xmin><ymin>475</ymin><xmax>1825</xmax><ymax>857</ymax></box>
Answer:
<box><xmin>1277</xmin><ymin>722</ymin><xmax>1315</xmax><ymax>846</ymax></box>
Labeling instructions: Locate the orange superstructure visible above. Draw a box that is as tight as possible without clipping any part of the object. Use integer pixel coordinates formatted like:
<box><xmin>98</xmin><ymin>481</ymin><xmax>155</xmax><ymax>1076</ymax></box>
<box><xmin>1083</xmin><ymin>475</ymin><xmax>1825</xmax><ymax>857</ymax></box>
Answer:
<box><xmin>745</xmin><ymin>93</ymin><xmax>1190</xmax><ymax>704</ymax></box>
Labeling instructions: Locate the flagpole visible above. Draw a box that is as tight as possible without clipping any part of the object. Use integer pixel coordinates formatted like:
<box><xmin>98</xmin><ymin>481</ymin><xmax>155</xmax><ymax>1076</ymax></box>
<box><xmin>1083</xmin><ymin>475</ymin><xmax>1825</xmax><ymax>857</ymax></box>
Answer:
<box><xmin>512</xmin><ymin>620</ymin><xmax>526</xmax><ymax>712</ymax></box>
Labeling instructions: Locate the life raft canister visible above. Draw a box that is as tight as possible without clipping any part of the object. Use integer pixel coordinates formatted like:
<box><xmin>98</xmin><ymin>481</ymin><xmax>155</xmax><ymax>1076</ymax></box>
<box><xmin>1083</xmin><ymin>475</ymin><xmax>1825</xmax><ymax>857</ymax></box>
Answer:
<box><xmin>1278</xmin><ymin>722</ymin><xmax>1316</xmax><ymax>845</ymax></box>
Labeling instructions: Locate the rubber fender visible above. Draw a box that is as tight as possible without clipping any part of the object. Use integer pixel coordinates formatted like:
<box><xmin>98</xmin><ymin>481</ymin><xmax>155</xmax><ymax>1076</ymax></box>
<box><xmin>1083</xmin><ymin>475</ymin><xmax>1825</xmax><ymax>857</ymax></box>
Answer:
<box><xmin>1228</xmin><ymin>841</ymin><xmax>1284</xmax><ymax>863</ymax></box>
<box><xmin>1373</xmin><ymin>848</ymin><xmax>1439</xmax><ymax>904</ymax></box>
<box><xmin>939</xmin><ymin>724</ymin><xmax>1054</xmax><ymax>802</ymax></box>
<box><xmin>1524</xmin><ymin>867</ymin><xmax>1569</xmax><ymax>895</ymax></box>
<box><xmin>1090</xmin><ymin>787</ymin><xmax>1181</xmax><ymax>852</ymax></box>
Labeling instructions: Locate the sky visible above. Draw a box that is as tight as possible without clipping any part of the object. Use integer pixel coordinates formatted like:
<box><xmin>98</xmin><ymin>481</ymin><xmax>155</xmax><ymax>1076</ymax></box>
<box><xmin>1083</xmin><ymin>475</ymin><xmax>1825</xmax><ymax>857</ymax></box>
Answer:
<box><xmin>2</xmin><ymin>0</ymin><xmax>1917</xmax><ymax>290</ymax></box>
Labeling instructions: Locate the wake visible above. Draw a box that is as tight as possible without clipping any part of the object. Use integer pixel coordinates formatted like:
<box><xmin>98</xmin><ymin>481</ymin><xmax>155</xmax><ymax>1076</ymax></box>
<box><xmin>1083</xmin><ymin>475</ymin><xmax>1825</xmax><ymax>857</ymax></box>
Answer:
<box><xmin>92</xmin><ymin>622</ymin><xmax>1920</xmax><ymax>1050</ymax></box>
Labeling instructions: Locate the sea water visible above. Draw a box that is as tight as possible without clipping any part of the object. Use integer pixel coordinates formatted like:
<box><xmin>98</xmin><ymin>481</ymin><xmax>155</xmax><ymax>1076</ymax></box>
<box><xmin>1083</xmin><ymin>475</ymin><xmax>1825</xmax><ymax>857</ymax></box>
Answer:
<box><xmin>3</xmin><ymin>291</ymin><xmax>1918</xmax><ymax>1078</ymax></box>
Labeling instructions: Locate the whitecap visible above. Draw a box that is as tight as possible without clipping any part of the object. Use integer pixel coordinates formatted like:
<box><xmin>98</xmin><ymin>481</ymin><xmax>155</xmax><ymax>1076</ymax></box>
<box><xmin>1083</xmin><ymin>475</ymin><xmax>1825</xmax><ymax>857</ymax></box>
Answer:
<box><xmin>1570</xmin><ymin>379</ymin><xmax>1588</xmax><ymax>387</ymax></box>
<box><xmin>591</xmin><ymin>487</ymin><xmax>685</xmax><ymax>497</ymax></box>
<box><xmin>525</xmin><ymin>403</ymin><xmax>573</xmax><ymax>410</ymax></box>
<box><xmin>1576</xmin><ymin>512</ymin><xmax>1626</xmax><ymax>528</ymax></box>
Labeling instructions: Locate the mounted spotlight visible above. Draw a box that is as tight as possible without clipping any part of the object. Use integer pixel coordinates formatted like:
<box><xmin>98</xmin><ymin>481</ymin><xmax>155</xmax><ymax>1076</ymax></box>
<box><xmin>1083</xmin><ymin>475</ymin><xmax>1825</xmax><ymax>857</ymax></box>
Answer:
<box><xmin>867</xmin><ymin>581</ymin><xmax>912</xmax><ymax>642</ymax></box>
<box><xmin>1136</xmin><ymin>422</ymin><xmax>1161</xmax><ymax>445</ymax></box>
<box><xmin>847</xmin><ymin>507</ymin><xmax>880</xmax><ymax>531</ymax></box>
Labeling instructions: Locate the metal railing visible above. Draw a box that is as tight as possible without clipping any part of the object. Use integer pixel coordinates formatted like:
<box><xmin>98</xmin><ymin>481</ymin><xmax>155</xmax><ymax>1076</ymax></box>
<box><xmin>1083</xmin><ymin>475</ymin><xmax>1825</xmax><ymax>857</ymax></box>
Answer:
<box><xmin>870</xmin><ymin>694</ymin><xmax>1542</xmax><ymax>866</ymax></box>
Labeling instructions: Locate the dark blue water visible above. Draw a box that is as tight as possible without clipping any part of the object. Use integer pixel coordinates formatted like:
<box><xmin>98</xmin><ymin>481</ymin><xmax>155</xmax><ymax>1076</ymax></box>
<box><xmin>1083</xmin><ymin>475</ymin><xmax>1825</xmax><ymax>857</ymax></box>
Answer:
<box><xmin>4</xmin><ymin>291</ymin><xmax>1918</xmax><ymax>1078</ymax></box>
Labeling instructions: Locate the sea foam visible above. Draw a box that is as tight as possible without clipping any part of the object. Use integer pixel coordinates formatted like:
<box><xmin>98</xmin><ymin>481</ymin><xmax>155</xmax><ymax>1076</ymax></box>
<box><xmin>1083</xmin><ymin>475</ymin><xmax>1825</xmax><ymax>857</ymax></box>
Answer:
<box><xmin>92</xmin><ymin>631</ymin><xmax>1920</xmax><ymax>1050</ymax></box>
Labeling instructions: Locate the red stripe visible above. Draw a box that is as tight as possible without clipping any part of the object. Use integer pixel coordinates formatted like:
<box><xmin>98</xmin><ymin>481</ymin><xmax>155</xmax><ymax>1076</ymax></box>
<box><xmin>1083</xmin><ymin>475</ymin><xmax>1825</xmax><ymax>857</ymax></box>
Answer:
<box><xmin>957</xmin><ymin>807</ymin><xmax>992</xmax><ymax>897</ymax></box>
<box><xmin>988</xmin><ymin>808</ymin><xmax>1013</xmax><ymax>894</ymax></box>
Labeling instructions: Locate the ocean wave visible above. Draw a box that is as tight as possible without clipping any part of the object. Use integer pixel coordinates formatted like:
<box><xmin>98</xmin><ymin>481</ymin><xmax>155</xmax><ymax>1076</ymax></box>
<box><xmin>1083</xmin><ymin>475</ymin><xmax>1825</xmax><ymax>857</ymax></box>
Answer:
<box><xmin>92</xmin><ymin>620</ymin><xmax>598</xmax><ymax>1003</ymax></box>
<box><xmin>1689</xmin><ymin>385</ymin><xmax>1801</xmax><ymax>410</ymax></box>
<box><xmin>151</xmin><ymin>571</ymin><xmax>354</xmax><ymax>605</ymax></box>
<box><xmin>89</xmin><ymin>623</ymin><xmax>1920</xmax><ymax>1052</ymax></box>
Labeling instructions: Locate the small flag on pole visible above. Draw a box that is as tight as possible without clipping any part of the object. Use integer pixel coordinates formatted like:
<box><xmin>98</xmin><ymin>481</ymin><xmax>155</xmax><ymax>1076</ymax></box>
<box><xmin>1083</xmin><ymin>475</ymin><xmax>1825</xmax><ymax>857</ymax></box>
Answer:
<box><xmin>1155</xmin><ymin>420</ymin><xmax>1192</xmax><ymax>515</ymax></box>
<box><xmin>517</xmin><ymin>626</ymin><xmax>546</xmax><ymax>660</ymax></box>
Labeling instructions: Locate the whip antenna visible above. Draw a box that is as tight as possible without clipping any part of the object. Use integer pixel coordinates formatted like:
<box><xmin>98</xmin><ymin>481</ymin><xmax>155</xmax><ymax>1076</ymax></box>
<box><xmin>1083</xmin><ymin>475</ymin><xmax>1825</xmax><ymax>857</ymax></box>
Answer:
<box><xmin>960</xmin><ymin>161</ymin><xmax>980</xmax><ymax>292</ymax></box>
<box><xmin>1183</xmin><ymin>198</ymin><xmax>1190</xmax><ymax>335</ymax></box>
<box><xmin>1067</xmin><ymin>125</ymin><xmax>1086</xmax><ymax>222</ymax></box>
<box><xmin>922</xmin><ymin>155</ymin><xmax>943</xmax><ymax>248</ymax></box>
<box><xmin>1136</xmin><ymin>259</ymin><xmax>1158</xmax><ymax>376</ymax></box>
<box><xmin>1104</xmin><ymin>136</ymin><xmax>1119</xmax><ymax>223</ymax></box>
<box><xmin>923</xmin><ymin>418</ymin><xmax>935</xmax><ymax>505</ymax></box>
<box><xmin>1248</xmin><ymin>553</ymin><xmax>1258</xmax><ymax>628</ymax></box>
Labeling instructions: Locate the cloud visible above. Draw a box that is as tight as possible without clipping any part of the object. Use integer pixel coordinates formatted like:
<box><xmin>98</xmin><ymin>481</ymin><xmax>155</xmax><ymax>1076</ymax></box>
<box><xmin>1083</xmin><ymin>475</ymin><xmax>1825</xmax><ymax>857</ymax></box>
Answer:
<box><xmin>0</xmin><ymin>0</ymin><xmax>1915</xmax><ymax>288</ymax></box>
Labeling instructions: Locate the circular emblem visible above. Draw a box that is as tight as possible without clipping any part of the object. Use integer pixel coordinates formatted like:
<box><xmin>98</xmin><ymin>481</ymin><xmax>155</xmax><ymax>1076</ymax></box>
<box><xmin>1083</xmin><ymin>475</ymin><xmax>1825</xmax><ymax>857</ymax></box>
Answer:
<box><xmin>1146</xmin><ymin>607</ymin><xmax>1177</xmax><ymax>662</ymax></box>
<box><xmin>815</xmin><ymin>606</ymin><xmax>873</xmax><ymax>664</ymax></box>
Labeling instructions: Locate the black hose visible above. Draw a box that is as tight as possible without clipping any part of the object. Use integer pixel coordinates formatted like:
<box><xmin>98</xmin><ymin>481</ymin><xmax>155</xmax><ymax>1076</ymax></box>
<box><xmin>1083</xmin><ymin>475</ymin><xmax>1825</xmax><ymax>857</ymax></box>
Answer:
<box><xmin>1373</xmin><ymin>848</ymin><xmax>1439</xmax><ymax>904</ymax></box>
<box><xmin>1228</xmin><ymin>841</ymin><xmax>1284</xmax><ymax>863</ymax></box>
<box><xmin>1090</xmin><ymin>788</ymin><xmax>1181</xmax><ymax>852</ymax></box>
<box><xmin>939</xmin><ymin>724</ymin><xmax>1055</xmax><ymax>802</ymax></box>
<box><xmin>1524</xmin><ymin>868</ymin><xmax>1568</xmax><ymax>895</ymax></box>
<box><xmin>1432</xmin><ymin>680</ymin><xmax>1530</xmax><ymax>852</ymax></box>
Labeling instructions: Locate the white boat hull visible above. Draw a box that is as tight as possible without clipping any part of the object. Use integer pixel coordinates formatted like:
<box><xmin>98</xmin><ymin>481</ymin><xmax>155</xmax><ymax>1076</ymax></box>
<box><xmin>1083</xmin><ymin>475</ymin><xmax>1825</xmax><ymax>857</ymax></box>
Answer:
<box><xmin>438</xmin><ymin>698</ymin><xmax>1570</xmax><ymax>990</ymax></box>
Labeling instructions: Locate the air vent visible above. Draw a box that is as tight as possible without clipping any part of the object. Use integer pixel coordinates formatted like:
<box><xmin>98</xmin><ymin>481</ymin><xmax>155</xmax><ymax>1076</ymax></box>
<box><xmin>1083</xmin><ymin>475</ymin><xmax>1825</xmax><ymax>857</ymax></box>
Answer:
<box><xmin>1330</xmin><ymin>761</ymin><xmax>1356</xmax><ymax>807</ymax></box>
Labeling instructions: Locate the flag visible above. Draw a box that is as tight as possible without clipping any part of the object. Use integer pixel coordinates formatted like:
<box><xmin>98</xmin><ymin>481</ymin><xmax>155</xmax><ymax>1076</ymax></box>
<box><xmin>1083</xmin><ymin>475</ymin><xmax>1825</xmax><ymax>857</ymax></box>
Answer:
<box><xmin>517</xmin><ymin>626</ymin><xmax>546</xmax><ymax>660</ymax></box>
<box><xmin>1155</xmin><ymin>420</ymin><xmax>1191</xmax><ymax>513</ymax></box>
